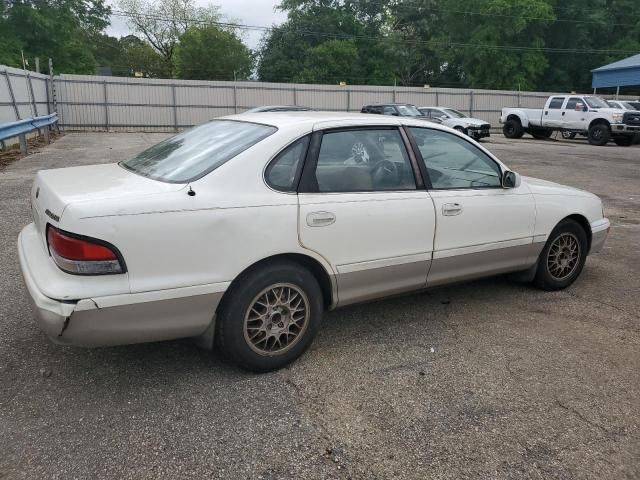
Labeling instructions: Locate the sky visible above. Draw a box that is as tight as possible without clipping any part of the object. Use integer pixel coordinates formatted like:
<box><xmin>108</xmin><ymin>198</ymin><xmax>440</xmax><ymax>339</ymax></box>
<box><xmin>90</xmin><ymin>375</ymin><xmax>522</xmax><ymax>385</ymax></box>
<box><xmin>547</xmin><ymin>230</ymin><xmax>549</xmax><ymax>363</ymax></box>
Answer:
<box><xmin>106</xmin><ymin>0</ymin><xmax>287</xmax><ymax>50</ymax></box>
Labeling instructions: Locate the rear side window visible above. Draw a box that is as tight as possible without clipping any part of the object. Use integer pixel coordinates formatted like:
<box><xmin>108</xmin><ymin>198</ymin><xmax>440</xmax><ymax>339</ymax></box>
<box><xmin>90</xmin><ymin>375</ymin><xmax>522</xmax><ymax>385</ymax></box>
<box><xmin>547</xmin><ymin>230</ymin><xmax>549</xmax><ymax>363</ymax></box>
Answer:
<box><xmin>265</xmin><ymin>136</ymin><xmax>310</xmax><ymax>192</ymax></box>
<box><xmin>548</xmin><ymin>97</ymin><xmax>565</xmax><ymax>109</ymax></box>
<box><xmin>312</xmin><ymin>129</ymin><xmax>416</xmax><ymax>192</ymax></box>
<box><xmin>120</xmin><ymin>120</ymin><xmax>277</xmax><ymax>183</ymax></box>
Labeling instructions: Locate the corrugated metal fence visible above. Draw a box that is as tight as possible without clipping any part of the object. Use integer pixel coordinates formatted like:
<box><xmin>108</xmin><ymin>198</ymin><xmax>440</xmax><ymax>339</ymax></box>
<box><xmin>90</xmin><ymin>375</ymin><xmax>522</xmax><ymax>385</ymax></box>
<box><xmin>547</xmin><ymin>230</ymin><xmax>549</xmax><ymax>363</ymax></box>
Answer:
<box><xmin>0</xmin><ymin>66</ymin><xmax>51</xmax><ymax>125</ymax></box>
<box><xmin>1</xmin><ymin>65</ymin><xmax>634</xmax><ymax>133</ymax></box>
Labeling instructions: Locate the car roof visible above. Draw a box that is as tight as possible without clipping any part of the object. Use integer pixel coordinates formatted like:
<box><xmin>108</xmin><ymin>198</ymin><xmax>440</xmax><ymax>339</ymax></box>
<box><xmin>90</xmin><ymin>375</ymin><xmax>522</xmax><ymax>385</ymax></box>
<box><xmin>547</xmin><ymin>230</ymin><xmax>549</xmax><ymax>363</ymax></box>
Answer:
<box><xmin>363</xmin><ymin>103</ymin><xmax>415</xmax><ymax>106</ymax></box>
<box><xmin>223</xmin><ymin>111</ymin><xmax>448</xmax><ymax>132</ymax></box>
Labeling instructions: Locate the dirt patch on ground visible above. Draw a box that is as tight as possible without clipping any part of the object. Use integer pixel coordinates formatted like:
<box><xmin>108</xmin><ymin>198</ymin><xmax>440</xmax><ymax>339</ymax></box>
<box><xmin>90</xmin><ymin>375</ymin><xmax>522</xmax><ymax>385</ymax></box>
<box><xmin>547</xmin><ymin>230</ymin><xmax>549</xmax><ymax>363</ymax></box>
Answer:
<box><xmin>0</xmin><ymin>132</ymin><xmax>64</xmax><ymax>170</ymax></box>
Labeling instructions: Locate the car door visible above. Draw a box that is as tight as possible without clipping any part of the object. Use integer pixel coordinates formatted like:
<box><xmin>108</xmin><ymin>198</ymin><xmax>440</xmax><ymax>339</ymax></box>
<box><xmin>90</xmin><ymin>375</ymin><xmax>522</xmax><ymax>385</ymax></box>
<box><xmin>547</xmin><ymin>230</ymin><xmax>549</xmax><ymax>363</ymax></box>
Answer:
<box><xmin>543</xmin><ymin>96</ymin><xmax>566</xmax><ymax>128</ymax></box>
<box><xmin>563</xmin><ymin>97</ymin><xmax>587</xmax><ymax>130</ymax></box>
<box><xmin>406</xmin><ymin>127</ymin><xmax>536</xmax><ymax>286</ymax></box>
<box><xmin>297</xmin><ymin>126</ymin><xmax>435</xmax><ymax>306</ymax></box>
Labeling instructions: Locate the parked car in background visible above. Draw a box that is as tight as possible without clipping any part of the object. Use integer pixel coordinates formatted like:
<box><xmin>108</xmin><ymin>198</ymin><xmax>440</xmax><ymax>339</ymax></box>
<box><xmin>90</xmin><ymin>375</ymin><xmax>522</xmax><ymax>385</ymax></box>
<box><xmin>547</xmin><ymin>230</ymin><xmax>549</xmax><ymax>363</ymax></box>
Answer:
<box><xmin>606</xmin><ymin>100</ymin><xmax>639</xmax><ymax>111</ymax></box>
<box><xmin>244</xmin><ymin>105</ymin><xmax>312</xmax><ymax>113</ymax></box>
<box><xmin>360</xmin><ymin>103</ymin><xmax>438</xmax><ymax>122</ymax></box>
<box><xmin>419</xmin><ymin>107</ymin><xmax>491</xmax><ymax>140</ymax></box>
<box><xmin>18</xmin><ymin>112</ymin><xmax>610</xmax><ymax>371</ymax></box>
<box><xmin>501</xmin><ymin>95</ymin><xmax>640</xmax><ymax>146</ymax></box>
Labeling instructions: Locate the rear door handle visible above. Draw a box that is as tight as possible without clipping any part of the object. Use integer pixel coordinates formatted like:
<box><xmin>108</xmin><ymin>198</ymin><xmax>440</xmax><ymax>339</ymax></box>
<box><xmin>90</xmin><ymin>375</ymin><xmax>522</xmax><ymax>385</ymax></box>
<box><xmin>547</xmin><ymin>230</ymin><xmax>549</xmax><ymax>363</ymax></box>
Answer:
<box><xmin>306</xmin><ymin>211</ymin><xmax>336</xmax><ymax>227</ymax></box>
<box><xmin>442</xmin><ymin>203</ymin><xmax>462</xmax><ymax>216</ymax></box>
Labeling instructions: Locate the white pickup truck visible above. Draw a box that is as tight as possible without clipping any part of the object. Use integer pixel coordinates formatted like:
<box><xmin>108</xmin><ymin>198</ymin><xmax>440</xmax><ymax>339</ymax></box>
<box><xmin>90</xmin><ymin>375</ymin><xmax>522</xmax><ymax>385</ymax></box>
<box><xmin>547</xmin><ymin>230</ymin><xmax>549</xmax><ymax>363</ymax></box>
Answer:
<box><xmin>500</xmin><ymin>95</ymin><xmax>640</xmax><ymax>146</ymax></box>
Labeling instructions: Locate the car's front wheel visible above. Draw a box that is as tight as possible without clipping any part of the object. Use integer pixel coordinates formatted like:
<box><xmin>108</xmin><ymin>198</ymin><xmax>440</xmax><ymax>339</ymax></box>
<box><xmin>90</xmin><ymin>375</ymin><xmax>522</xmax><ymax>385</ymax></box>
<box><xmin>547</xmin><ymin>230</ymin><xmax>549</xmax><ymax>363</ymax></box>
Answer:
<box><xmin>588</xmin><ymin>123</ymin><xmax>610</xmax><ymax>146</ymax></box>
<box><xmin>216</xmin><ymin>261</ymin><xmax>323</xmax><ymax>372</ymax></box>
<box><xmin>533</xmin><ymin>219</ymin><xmax>588</xmax><ymax>290</ymax></box>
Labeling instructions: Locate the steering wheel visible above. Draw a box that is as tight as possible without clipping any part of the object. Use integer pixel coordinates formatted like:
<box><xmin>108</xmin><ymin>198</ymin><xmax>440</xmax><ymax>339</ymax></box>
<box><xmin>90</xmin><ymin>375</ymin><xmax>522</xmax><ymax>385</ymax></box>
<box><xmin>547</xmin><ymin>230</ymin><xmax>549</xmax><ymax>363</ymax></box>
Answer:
<box><xmin>372</xmin><ymin>160</ymin><xmax>399</xmax><ymax>187</ymax></box>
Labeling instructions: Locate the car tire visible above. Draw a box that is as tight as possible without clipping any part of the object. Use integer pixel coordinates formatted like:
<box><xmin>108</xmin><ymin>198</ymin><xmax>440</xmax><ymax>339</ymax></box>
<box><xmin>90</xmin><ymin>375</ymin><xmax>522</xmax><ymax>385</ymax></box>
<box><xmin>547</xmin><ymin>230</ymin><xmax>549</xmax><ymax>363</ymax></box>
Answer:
<box><xmin>561</xmin><ymin>131</ymin><xmax>577</xmax><ymax>140</ymax></box>
<box><xmin>613</xmin><ymin>136</ymin><xmax>633</xmax><ymax>147</ymax></box>
<box><xmin>503</xmin><ymin>119</ymin><xmax>524</xmax><ymax>139</ymax></box>
<box><xmin>533</xmin><ymin>219</ymin><xmax>588</xmax><ymax>291</ymax></box>
<box><xmin>215</xmin><ymin>260</ymin><xmax>323</xmax><ymax>372</ymax></box>
<box><xmin>588</xmin><ymin>123</ymin><xmax>610</xmax><ymax>146</ymax></box>
<box><xmin>531</xmin><ymin>128</ymin><xmax>553</xmax><ymax>140</ymax></box>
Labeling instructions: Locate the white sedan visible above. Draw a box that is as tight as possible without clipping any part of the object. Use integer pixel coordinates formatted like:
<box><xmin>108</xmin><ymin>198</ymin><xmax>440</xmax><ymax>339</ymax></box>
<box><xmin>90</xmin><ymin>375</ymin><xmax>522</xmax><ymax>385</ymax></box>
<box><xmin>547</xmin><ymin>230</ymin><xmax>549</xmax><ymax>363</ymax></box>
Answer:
<box><xmin>18</xmin><ymin>113</ymin><xmax>610</xmax><ymax>371</ymax></box>
<box><xmin>419</xmin><ymin>107</ymin><xmax>492</xmax><ymax>140</ymax></box>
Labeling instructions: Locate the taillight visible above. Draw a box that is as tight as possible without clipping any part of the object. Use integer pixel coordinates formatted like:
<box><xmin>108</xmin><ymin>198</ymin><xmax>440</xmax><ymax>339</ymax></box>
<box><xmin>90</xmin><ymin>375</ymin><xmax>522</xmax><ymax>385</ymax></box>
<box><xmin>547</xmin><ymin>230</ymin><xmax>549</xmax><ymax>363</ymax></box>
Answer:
<box><xmin>46</xmin><ymin>225</ymin><xmax>125</xmax><ymax>275</ymax></box>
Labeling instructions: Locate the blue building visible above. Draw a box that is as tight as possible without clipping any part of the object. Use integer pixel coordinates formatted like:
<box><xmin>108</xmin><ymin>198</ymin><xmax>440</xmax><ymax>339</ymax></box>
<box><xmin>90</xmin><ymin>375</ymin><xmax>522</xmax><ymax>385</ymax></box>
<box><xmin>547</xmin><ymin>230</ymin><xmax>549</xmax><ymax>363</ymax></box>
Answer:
<box><xmin>592</xmin><ymin>54</ymin><xmax>640</xmax><ymax>96</ymax></box>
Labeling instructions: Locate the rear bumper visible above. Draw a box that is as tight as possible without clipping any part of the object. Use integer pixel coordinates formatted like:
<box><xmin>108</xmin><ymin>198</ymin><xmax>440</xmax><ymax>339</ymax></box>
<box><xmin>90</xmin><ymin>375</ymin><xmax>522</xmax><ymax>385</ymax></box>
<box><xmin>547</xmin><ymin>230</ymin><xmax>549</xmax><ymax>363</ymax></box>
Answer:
<box><xmin>590</xmin><ymin>218</ymin><xmax>610</xmax><ymax>254</ymax></box>
<box><xmin>18</xmin><ymin>223</ymin><xmax>226</xmax><ymax>347</ymax></box>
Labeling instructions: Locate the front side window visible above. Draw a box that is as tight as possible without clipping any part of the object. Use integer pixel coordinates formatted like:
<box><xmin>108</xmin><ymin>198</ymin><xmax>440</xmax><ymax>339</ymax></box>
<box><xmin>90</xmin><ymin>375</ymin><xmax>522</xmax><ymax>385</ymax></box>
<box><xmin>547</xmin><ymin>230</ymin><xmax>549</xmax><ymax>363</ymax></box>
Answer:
<box><xmin>312</xmin><ymin>129</ymin><xmax>416</xmax><ymax>192</ymax></box>
<box><xmin>408</xmin><ymin>127</ymin><xmax>502</xmax><ymax>189</ymax></box>
<box><xmin>383</xmin><ymin>106</ymin><xmax>397</xmax><ymax>115</ymax></box>
<box><xmin>120</xmin><ymin>120</ymin><xmax>277</xmax><ymax>183</ymax></box>
<box><xmin>265</xmin><ymin>136</ymin><xmax>310</xmax><ymax>192</ymax></box>
<box><xmin>548</xmin><ymin>97</ymin><xmax>565</xmax><ymax>109</ymax></box>
<box><xmin>566</xmin><ymin>97</ymin><xmax>583</xmax><ymax>110</ymax></box>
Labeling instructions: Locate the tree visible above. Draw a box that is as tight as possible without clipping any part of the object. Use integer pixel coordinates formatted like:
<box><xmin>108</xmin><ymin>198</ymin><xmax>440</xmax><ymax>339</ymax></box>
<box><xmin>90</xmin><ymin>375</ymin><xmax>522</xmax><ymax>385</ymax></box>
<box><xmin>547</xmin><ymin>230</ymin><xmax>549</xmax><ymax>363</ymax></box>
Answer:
<box><xmin>174</xmin><ymin>26</ymin><xmax>253</xmax><ymax>80</ymax></box>
<box><xmin>0</xmin><ymin>0</ymin><xmax>111</xmax><ymax>73</ymax></box>
<box><xmin>118</xmin><ymin>0</ymin><xmax>220</xmax><ymax>75</ymax></box>
<box><xmin>296</xmin><ymin>39</ymin><xmax>360</xmax><ymax>83</ymax></box>
<box><xmin>93</xmin><ymin>34</ymin><xmax>171</xmax><ymax>77</ymax></box>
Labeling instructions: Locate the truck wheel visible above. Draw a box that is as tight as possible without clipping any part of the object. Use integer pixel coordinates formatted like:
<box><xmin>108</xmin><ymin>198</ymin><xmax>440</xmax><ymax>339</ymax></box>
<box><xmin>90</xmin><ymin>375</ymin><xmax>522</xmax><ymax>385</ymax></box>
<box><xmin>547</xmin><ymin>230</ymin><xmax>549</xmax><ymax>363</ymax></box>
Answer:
<box><xmin>613</xmin><ymin>136</ymin><xmax>633</xmax><ymax>147</ymax></box>
<box><xmin>531</xmin><ymin>128</ymin><xmax>553</xmax><ymax>140</ymax></box>
<box><xmin>503</xmin><ymin>119</ymin><xmax>524</xmax><ymax>139</ymax></box>
<box><xmin>561</xmin><ymin>131</ymin><xmax>577</xmax><ymax>140</ymax></box>
<box><xmin>588</xmin><ymin>124</ymin><xmax>610</xmax><ymax>146</ymax></box>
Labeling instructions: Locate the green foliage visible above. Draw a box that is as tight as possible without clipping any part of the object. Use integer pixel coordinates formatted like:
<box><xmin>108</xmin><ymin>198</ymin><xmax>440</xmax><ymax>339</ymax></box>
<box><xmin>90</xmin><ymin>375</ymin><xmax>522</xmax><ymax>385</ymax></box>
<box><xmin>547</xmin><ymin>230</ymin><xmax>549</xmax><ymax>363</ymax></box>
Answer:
<box><xmin>258</xmin><ymin>0</ymin><xmax>640</xmax><ymax>91</ymax></box>
<box><xmin>0</xmin><ymin>0</ymin><xmax>111</xmax><ymax>73</ymax></box>
<box><xmin>174</xmin><ymin>26</ymin><xmax>253</xmax><ymax>80</ymax></box>
<box><xmin>93</xmin><ymin>34</ymin><xmax>171</xmax><ymax>77</ymax></box>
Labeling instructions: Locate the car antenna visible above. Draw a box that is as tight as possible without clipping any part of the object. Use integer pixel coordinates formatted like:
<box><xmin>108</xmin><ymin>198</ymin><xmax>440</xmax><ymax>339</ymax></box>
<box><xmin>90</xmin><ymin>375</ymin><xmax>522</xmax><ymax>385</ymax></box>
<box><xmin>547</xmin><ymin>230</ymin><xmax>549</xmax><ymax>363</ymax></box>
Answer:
<box><xmin>187</xmin><ymin>186</ymin><xmax>196</xmax><ymax>196</ymax></box>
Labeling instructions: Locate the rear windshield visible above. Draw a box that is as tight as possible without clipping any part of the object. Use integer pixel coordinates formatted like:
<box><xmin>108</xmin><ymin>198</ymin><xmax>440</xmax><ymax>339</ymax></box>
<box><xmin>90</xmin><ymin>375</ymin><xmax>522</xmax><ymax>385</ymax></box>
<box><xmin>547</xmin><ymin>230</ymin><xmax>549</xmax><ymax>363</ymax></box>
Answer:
<box><xmin>120</xmin><ymin>120</ymin><xmax>277</xmax><ymax>183</ymax></box>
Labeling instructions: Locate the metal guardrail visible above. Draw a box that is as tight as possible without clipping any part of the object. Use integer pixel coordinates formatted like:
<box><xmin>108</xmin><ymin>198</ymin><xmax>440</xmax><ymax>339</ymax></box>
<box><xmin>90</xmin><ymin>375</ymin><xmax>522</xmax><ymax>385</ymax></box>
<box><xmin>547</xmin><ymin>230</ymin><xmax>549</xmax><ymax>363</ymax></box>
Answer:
<box><xmin>0</xmin><ymin>113</ymin><xmax>58</xmax><ymax>155</ymax></box>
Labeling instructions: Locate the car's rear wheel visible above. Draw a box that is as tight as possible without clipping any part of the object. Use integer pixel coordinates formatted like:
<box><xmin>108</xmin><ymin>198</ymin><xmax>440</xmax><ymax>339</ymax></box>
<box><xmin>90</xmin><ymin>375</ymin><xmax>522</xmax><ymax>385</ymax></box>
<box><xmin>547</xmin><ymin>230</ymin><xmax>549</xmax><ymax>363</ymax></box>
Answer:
<box><xmin>503</xmin><ymin>119</ymin><xmax>524</xmax><ymax>139</ymax></box>
<box><xmin>216</xmin><ymin>261</ymin><xmax>323</xmax><ymax>372</ymax></box>
<box><xmin>588</xmin><ymin>123</ymin><xmax>610</xmax><ymax>146</ymax></box>
<box><xmin>613</xmin><ymin>136</ymin><xmax>633</xmax><ymax>147</ymax></box>
<box><xmin>533</xmin><ymin>219</ymin><xmax>588</xmax><ymax>290</ymax></box>
<box><xmin>531</xmin><ymin>128</ymin><xmax>553</xmax><ymax>140</ymax></box>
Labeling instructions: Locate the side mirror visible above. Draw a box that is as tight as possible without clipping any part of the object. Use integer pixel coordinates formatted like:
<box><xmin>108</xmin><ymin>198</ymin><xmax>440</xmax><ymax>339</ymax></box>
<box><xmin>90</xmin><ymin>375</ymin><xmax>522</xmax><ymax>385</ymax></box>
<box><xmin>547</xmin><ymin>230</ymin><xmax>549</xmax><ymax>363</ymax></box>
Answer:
<box><xmin>575</xmin><ymin>103</ymin><xmax>584</xmax><ymax>111</ymax></box>
<box><xmin>583</xmin><ymin>105</ymin><xmax>588</xmax><ymax>112</ymax></box>
<box><xmin>502</xmin><ymin>170</ymin><xmax>521</xmax><ymax>189</ymax></box>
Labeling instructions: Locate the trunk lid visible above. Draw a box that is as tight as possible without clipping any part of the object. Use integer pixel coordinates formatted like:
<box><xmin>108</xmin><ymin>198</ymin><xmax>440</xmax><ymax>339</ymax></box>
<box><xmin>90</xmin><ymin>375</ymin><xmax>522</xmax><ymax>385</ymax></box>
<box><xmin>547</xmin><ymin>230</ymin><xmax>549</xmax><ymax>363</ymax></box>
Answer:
<box><xmin>31</xmin><ymin>163</ymin><xmax>185</xmax><ymax>240</ymax></box>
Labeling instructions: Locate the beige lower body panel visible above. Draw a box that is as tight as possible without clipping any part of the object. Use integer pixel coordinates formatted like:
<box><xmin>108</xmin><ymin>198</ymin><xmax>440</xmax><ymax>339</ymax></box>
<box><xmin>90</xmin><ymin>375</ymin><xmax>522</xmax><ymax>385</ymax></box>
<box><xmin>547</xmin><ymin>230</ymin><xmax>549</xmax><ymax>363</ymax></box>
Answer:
<box><xmin>336</xmin><ymin>258</ymin><xmax>430</xmax><ymax>307</ymax></box>
<box><xmin>57</xmin><ymin>292</ymin><xmax>223</xmax><ymax>347</ymax></box>
<box><xmin>427</xmin><ymin>242</ymin><xmax>544</xmax><ymax>287</ymax></box>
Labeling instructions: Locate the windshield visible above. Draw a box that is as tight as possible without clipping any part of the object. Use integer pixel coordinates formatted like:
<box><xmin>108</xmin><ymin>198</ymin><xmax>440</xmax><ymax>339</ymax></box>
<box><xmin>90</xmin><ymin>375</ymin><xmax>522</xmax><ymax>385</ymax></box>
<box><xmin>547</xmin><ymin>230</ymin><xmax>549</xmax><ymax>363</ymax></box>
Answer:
<box><xmin>396</xmin><ymin>105</ymin><xmax>423</xmax><ymax>116</ymax></box>
<box><xmin>584</xmin><ymin>97</ymin><xmax>610</xmax><ymax>109</ymax></box>
<box><xmin>443</xmin><ymin>108</ymin><xmax>466</xmax><ymax>118</ymax></box>
<box><xmin>120</xmin><ymin>120</ymin><xmax>277</xmax><ymax>183</ymax></box>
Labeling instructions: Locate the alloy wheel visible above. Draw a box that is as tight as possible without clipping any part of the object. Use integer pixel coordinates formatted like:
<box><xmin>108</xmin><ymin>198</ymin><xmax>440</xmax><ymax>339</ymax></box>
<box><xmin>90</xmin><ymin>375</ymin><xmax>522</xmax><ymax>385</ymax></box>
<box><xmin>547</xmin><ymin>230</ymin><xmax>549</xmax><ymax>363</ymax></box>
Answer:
<box><xmin>243</xmin><ymin>283</ymin><xmax>310</xmax><ymax>356</ymax></box>
<box><xmin>547</xmin><ymin>233</ymin><xmax>581</xmax><ymax>280</ymax></box>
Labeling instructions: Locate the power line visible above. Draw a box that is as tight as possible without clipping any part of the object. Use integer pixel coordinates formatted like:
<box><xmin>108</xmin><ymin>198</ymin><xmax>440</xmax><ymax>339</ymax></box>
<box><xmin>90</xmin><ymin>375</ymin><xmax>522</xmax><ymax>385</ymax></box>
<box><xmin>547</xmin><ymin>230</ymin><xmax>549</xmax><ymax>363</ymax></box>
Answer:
<box><xmin>111</xmin><ymin>9</ymin><xmax>639</xmax><ymax>56</ymax></box>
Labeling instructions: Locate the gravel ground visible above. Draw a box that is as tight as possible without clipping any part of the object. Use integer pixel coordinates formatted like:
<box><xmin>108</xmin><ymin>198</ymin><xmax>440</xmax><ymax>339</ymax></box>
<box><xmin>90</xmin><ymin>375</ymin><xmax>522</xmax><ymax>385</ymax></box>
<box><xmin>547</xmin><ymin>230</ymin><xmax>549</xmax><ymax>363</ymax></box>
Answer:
<box><xmin>1</xmin><ymin>132</ymin><xmax>638</xmax><ymax>479</ymax></box>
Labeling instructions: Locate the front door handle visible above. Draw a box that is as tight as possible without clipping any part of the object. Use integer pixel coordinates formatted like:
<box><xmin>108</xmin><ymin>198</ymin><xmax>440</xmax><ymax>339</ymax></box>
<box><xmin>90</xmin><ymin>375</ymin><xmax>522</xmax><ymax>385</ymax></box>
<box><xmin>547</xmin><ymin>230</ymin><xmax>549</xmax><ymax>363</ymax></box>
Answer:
<box><xmin>306</xmin><ymin>211</ymin><xmax>336</xmax><ymax>227</ymax></box>
<box><xmin>442</xmin><ymin>203</ymin><xmax>463</xmax><ymax>216</ymax></box>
